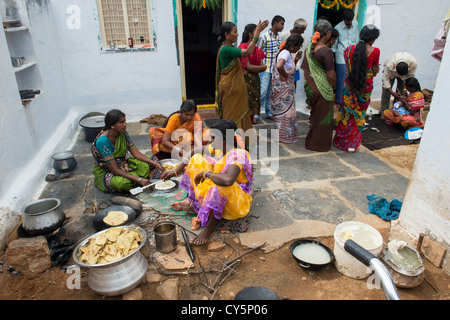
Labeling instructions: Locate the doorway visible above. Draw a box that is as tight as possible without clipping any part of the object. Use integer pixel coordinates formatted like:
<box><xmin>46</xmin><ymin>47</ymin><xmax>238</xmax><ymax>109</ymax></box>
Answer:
<box><xmin>179</xmin><ymin>2</ymin><xmax>222</xmax><ymax>105</ymax></box>
<box><xmin>315</xmin><ymin>0</ymin><xmax>366</xmax><ymax>29</ymax></box>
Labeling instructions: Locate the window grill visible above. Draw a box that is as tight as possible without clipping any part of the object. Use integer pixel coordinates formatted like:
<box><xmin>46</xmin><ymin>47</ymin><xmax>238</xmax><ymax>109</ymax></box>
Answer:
<box><xmin>98</xmin><ymin>0</ymin><xmax>153</xmax><ymax>48</ymax></box>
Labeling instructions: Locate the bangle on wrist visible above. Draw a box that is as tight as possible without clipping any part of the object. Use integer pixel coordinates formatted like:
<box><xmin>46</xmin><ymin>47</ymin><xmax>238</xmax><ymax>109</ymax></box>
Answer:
<box><xmin>138</xmin><ymin>177</ymin><xmax>142</xmax><ymax>184</ymax></box>
<box><xmin>173</xmin><ymin>169</ymin><xmax>177</xmax><ymax>177</ymax></box>
<box><xmin>252</xmin><ymin>36</ymin><xmax>258</xmax><ymax>43</ymax></box>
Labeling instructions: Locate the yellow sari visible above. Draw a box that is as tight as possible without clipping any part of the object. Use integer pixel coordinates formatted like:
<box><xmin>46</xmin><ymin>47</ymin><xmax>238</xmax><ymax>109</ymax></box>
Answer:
<box><xmin>179</xmin><ymin>147</ymin><xmax>253</xmax><ymax>226</ymax></box>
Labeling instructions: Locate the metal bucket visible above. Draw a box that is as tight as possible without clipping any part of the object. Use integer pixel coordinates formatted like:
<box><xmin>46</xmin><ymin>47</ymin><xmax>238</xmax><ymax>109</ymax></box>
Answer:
<box><xmin>154</xmin><ymin>221</ymin><xmax>177</xmax><ymax>253</ymax></box>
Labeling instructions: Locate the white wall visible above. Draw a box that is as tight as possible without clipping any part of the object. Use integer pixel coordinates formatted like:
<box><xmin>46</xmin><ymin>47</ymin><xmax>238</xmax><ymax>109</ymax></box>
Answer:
<box><xmin>398</xmin><ymin>45</ymin><xmax>450</xmax><ymax>256</ymax></box>
<box><xmin>49</xmin><ymin>0</ymin><xmax>183</xmax><ymax>121</ymax></box>
<box><xmin>365</xmin><ymin>0</ymin><xmax>445</xmax><ymax>100</ymax></box>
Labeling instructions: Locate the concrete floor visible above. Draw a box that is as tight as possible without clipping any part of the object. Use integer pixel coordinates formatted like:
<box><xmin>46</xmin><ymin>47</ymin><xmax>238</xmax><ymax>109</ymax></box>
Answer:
<box><xmin>39</xmin><ymin>111</ymin><xmax>408</xmax><ymax>253</ymax></box>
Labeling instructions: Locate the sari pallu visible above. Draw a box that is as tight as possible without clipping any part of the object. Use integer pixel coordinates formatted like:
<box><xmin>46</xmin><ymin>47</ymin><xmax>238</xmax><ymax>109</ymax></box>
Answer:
<box><xmin>269</xmin><ymin>65</ymin><xmax>299</xmax><ymax>143</ymax></box>
<box><xmin>179</xmin><ymin>148</ymin><xmax>253</xmax><ymax>227</ymax></box>
<box><xmin>215</xmin><ymin>46</ymin><xmax>252</xmax><ymax>132</ymax></box>
<box><xmin>333</xmin><ymin>45</ymin><xmax>376</xmax><ymax>151</ymax></box>
<box><xmin>301</xmin><ymin>43</ymin><xmax>334</xmax><ymax>152</ymax></box>
<box><xmin>148</xmin><ymin>113</ymin><xmax>204</xmax><ymax>157</ymax></box>
<box><xmin>92</xmin><ymin>131</ymin><xmax>160</xmax><ymax>193</ymax></box>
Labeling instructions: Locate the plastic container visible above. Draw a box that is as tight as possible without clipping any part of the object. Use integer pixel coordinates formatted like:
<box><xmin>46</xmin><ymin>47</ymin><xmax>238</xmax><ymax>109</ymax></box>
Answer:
<box><xmin>154</xmin><ymin>221</ymin><xmax>177</xmax><ymax>253</ymax></box>
<box><xmin>334</xmin><ymin>221</ymin><xmax>383</xmax><ymax>279</ymax></box>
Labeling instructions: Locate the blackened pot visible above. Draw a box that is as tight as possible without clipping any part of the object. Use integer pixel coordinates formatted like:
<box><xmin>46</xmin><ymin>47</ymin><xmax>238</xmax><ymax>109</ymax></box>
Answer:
<box><xmin>21</xmin><ymin>198</ymin><xmax>66</xmax><ymax>236</ymax></box>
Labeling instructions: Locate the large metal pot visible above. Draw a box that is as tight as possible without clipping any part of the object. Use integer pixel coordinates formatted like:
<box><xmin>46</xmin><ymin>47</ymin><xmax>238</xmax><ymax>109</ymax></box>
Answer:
<box><xmin>79</xmin><ymin>112</ymin><xmax>105</xmax><ymax>143</ymax></box>
<box><xmin>21</xmin><ymin>198</ymin><xmax>66</xmax><ymax>236</ymax></box>
<box><xmin>73</xmin><ymin>226</ymin><xmax>148</xmax><ymax>296</ymax></box>
<box><xmin>52</xmin><ymin>151</ymin><xmax>77</xmax><ymax>172</ymax></box>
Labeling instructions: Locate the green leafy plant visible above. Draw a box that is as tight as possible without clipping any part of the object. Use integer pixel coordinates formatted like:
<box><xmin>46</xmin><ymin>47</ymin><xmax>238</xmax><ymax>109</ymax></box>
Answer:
<box><xmin>185</xmin><ymin>0</ymin><xmax>222</xmax><ymax>12</ymax></box>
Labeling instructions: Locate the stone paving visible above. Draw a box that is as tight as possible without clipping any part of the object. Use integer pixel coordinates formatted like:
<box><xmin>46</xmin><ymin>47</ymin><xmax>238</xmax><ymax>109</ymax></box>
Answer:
<box><xmin>39</xmin><ymin>111</ymin><xmax>410</xmax><ymax>251</ymax></box>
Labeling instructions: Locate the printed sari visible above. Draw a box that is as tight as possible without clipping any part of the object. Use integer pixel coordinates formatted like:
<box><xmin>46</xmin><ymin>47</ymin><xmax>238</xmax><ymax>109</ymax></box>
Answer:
<box><xmin>383</xmin><ymin>91</ymin><xmax>425</xmax><ymax>129</ymax></box>
<box><xmin>92</xmin><ymin>131</ymin><xmax>161</xmax><ymax>193</ymax></box>
<box><xmin>216</xmin><ymin>45</ymin><xmax>252</xmax><ymax>132</ymax></box>
<box><xmin>179</xmin><ymin>147</ymin><xmax>253</xmax><ymax>227</ymax></box>
<box><xmin>148</xmin><ymin>112</ymin><xmax>204</xmax><ymax>158</ymax></box>
<box><xmin>333</xmin><ymin>45</ymin><xmax>380</xmax><ymax>151</ymax></box>
<box><xmin>269</xmin><ymin>52</ymin><xmax>299</xmax><ymax>143</ymax></box>
<box><xmin>301</xmin><ymin>43</ymin><xmax>334</xmax><ymax>152</ymax></box>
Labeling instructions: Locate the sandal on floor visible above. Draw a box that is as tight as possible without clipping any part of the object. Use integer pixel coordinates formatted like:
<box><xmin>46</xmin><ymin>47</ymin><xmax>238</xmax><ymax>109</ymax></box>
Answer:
<box><xmin>45</xmin><ymin>172</ymin><xmax>74</xmax><ymax>182</ymax></box>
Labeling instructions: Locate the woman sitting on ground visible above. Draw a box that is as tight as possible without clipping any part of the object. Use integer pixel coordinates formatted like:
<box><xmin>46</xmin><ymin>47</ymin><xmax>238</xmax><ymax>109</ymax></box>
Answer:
<box><xmin>148</xmin><ymin>99</ymin><xmax>204</xmax><ymax>160</ymax></box>
<box><xmin>161</xmin><ymin>120</ymin><xmax>253</xmax><ymax>245</ymax></box>
<box><xmin>92</xmin><ymin>109</ymin><xmax>165</xmax><ymax>193</ymax></box>
<box><xmin>382</xmin><ymin>77</ymin><xmax>425</xmax><ymax>129</ymax></box>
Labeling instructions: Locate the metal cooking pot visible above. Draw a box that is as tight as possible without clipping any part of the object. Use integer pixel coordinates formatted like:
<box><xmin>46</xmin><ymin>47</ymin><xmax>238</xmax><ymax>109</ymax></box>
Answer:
<box><xmin>79</xmin><ymin>112</ymin><xmax>105</xmax><ymax>143</ymax></box>
<box><xmin>52</xmin><ymin>151</ymin><xmax>77</xmax><ymax>172</ymax></box>
<box><xmin>21</xmin><ymin>198</ymin><xmax>66</xmax><ymax>236</ymax></box>
<box><xmin>289</xmin><ymin>238</ymin><xmax>335</xmax><ymax>270</ymax></box>
<box><xmin>73</xmin><ymin>226</ymin><xmax>148</xmax><ymax>296</ymax></box>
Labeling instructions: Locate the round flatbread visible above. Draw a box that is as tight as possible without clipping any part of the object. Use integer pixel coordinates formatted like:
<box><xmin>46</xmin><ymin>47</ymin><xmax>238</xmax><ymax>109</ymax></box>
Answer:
<box><xmin>154</xmin><ymin>180</ymin><xmax>176</xmax><ymax>191</ymax></box>
<box><xmin>103</xmin><ymin>210</ymin><xmax>128</xmax><ymax>226</ymax></box>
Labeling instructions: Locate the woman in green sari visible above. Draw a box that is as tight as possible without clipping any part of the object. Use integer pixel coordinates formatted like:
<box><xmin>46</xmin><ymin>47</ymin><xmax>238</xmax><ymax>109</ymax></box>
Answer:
<box><xmin>215</xmin><ymin>20</ymin><xmax>268</xmax><ymax>133</ymax></box>
<box><xmin>301</xmin><ymin>20</ymin><xmax>336</xmax><ymax>152</ymax></box>
<box><xmin>91</xmin><ymin>109</ymin><xmax>165</xmax><ymax>193</ymax></box>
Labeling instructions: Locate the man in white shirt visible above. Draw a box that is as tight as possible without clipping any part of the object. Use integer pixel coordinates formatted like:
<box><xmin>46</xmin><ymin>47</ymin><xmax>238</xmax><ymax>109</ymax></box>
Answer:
<box><xmin>331</xmin><ymin>9</ymin><xmax>359</xmax><ymax>106</ymax></box>
<box><xmin>380</xmin><ymin>52</ymin><xmax>418</xmax><ymax>112</ymax></box>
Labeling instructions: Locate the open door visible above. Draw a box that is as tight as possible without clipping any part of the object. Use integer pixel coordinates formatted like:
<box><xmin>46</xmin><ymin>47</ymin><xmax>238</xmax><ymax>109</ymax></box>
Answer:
<box><xmin>315</xmin><ymin>0</ymin><xmax>366</xmax><ymax>29</ymax></box>
<box><xmin>175</xmin><ymin>0</ymin><xmax>232</xmax><ymax>106</ymax></box>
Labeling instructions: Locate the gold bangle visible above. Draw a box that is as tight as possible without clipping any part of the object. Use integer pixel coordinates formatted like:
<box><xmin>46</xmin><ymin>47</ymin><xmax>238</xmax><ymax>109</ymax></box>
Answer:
<box><xmin>210</xmin><ymin>172</ymin><xmax>215</xmax><ymax>180</ymax></box>
<box><xmin>173</xmin><ymin>169</ymin><xmax>177</xmax><ymax>177</ymax></box>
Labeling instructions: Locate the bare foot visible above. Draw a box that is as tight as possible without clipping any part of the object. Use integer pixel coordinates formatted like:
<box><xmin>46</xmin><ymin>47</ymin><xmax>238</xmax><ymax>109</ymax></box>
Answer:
<box><xmin>171</xmin><ymin>199</ymin><xmax>192</xmax><ymax>212</ymax></box>
<box><xmin>192</xmin><ymin>216</ymin><xmax>217</xmax><ymax>245</ymax></box>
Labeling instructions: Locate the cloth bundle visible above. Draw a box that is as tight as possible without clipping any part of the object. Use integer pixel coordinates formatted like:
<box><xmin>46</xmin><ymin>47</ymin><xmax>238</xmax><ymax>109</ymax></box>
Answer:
<box><xmin>367</xmin><ymin>194</ymin><xmax>402</xmax><ymax>221</ymax></box>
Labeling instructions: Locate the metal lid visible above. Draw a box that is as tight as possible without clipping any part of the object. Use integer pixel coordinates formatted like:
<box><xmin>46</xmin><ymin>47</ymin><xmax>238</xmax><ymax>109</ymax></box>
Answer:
<box><xmin>79</xmin><ymin>115</ymin><xmax>105</xmax><ymax>129</ymax></box>
<box><xmin>52</xmin><ymin>151</ymin><xmax>75</xmax><ymax>160</ymax></box>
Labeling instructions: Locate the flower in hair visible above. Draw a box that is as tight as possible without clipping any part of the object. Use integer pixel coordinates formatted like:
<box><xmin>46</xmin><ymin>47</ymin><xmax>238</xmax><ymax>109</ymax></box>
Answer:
<box><xmin>312</xmin><ymin>31</ymin><xmax>321</xmax><ymax>44</ymax></box>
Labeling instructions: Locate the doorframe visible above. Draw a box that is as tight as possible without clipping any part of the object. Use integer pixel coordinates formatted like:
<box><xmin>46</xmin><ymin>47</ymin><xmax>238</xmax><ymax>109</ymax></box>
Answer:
<box><xmin>173</xmin><ymin>0</ymin><xmax>234</xmax><ymax>102</ymax></box>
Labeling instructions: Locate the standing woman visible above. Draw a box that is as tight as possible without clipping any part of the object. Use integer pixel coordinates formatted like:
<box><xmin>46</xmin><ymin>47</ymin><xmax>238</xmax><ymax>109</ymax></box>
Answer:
<box><xmin>333</xmin><ymin>25</ymin><xmax>380</xmax><ymax>152</ymax></box>
<box><xmin>269</xmin><ymin>33</ymin><xmax>304</xmax><ymax>143</ymax></box>
<box><xmin>216</xmin><ymin>20</ymin><xmax>269</xmax><ymax>133</ymax></box>
<box><xmin>92</xmin><ymin>109</ymin><xmax>165</xmax><ymax>193</ymax></box>
<box><xmin>238</xmin><ymin>24</ymin><xmax>267</xmax><ymax>124</ymax></box>
<box><xmin>301</xmin><ymin>20</ymin><xmax>336</xmax><ymax>152</ymax></box>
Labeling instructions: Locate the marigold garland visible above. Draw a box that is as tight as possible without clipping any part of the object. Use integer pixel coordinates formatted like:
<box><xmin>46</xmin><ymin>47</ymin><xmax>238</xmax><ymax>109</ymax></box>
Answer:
<box><xmin>338</xmin><ymin>0</ymin><xmax>359</xmax><ymax>8</ymax></box>
<box><xmin>318</xmin><ymin>0</ymin><xmax>338</xmax><ymax>9</ymax></box>
<box><xmin>318</xmin><ymin>0</ymin><xmax>359</xmax><ymax>10</ymax></box>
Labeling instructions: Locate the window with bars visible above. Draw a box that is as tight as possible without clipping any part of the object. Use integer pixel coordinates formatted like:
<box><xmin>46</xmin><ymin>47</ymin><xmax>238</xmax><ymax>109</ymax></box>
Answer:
<box><xmin>97</xmin><ymin>0</ymin><xmax>155</xmax><ymax>50</ymax></box>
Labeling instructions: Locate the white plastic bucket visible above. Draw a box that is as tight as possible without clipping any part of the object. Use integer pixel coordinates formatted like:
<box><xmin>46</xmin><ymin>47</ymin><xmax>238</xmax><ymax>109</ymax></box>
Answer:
<box><xmin>334</xmin><ymin>221</ymin><xmax>383</xmax><ymax>279</ymax></box>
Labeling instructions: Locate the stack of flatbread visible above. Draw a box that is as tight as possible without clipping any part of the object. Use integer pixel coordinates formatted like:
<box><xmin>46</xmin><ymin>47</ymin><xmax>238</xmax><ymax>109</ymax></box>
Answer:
<box><xmin>78</xmin><ymin>227</ymin><xmax>143</xmax><ymax>265</ymax></box>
